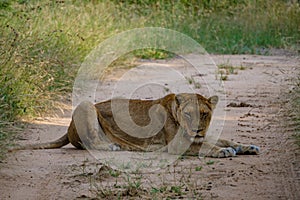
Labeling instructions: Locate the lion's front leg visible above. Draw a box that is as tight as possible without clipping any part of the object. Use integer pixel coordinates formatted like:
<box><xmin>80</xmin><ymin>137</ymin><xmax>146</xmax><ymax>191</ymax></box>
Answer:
<box><xmin>201</xmin><ymin>141</ymin><xmax>237</xmax><ymax>158</ymax></box>
<box><xmin>215</xmin><ymin>139</ymin><xmax>260</xmax><ymax>155</ymax></box>
<box><xmin>72</xmin><ymin>101</ymin><xmax>121</xmax><ymax>151</ymax></box>
<box><xmin>201</xmin><ymin>139</ymin><xmax>260</xmax><ymax>158</ymax></box>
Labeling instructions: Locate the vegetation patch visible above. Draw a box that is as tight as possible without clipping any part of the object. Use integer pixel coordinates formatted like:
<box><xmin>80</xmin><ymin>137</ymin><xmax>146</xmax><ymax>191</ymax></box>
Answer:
<box><xmin>217</xmin><ymin>63</ymin><xmax>247</xmax><ymax>81</ymax></box>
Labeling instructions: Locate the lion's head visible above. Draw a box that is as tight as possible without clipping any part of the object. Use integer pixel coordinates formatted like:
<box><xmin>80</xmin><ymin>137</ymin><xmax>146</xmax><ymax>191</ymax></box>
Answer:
<box><xmin>172</xmin><ymin>93</ymin><xmax>218</xmax><ymax>144</ymax></box>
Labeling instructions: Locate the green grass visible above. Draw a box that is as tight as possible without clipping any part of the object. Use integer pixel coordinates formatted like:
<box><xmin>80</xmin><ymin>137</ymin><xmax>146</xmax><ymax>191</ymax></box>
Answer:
<box><xmin>0</xmin><ymin>0</ymin><xmax>299</xmax><ymax>158</ymax></box>
<box><xmin>217</xmin><ymin>63</ymin><xmax>246</xmax><ymax>81</ymax></box>
<box><xmin>206</xmin><ymin>160</ymin><xmax>215</xmax><ymax>165</ymax></box>
<box><xmin>195</xmin><ymin>166</ymin><xmax>203</xmax><ymax>171</ymax></box>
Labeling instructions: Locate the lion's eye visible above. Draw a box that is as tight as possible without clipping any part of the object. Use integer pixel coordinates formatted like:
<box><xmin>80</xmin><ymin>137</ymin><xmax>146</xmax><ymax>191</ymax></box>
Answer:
<box><xmin>202</xmin><ymin>112</ymin><xmax>208</xmax><ymax>118</ymax></box>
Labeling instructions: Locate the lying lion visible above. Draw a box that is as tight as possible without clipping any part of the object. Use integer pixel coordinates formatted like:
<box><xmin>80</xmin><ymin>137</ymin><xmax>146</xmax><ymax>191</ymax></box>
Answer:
<box><xmin>11</xmin><ymin>93</ymin><xmax>259</xmax><ymax>158</ymax></box>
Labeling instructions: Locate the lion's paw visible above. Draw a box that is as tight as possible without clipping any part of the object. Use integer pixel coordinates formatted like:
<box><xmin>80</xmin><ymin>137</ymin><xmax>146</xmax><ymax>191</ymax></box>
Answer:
<box><xmin>235</xmin><ymin>145</ymin><xmax>260</xmax><ymax>155</ymax></box>
<box><xmin>245</xmin><ymin>145</ymin><xmax>260</xmax><ymax>155</ymax></box>
<box><xmin>109</xmin><ymin>143</ymin><xmax>121</xmax><ymax>151</ymax></box>
<box><xmin>212</xmin><ymin>147</ymin><xmax>236</xmax><ymax>158</ymax></box>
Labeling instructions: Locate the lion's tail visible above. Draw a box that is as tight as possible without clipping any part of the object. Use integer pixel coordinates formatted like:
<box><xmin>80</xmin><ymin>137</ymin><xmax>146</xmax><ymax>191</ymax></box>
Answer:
<box><xmin>8</xmin><ymin>133</ymin><xmax>70</xmax><ymax>152</ymax></box>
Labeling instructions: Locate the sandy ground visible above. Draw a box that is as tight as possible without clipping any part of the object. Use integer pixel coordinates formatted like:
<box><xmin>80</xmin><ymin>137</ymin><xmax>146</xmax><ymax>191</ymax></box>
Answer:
<box><xmin>0</xmin><ymin>55</ymin><xmax>299</xmax><ymax>200</ymax></box>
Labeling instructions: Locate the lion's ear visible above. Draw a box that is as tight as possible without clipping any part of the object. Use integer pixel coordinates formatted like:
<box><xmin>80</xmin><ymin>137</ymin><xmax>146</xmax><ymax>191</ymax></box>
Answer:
<box><xmin>208</xmin><ymin>95</ymin><xmax>218</xmax><ymax>109</ymax></box>
<box><xmin>171</xmin><ymin>101</ymin><xmax>179</xmax><ymax>121</ymax></box>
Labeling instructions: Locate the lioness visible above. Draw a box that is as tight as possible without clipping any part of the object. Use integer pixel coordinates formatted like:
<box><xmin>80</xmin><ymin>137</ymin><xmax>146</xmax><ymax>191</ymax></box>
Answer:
<box><xmin>11</xmin><ymin>93</ymin><xmax>259</xmax><ymax>158</ymax></box>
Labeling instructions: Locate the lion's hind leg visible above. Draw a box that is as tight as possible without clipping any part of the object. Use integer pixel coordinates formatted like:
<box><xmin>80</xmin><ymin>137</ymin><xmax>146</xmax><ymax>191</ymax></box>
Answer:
<box><xmin>72</xmin><ymin>101</ymin><xmax>120</xmax><ymax>151</ymax></box>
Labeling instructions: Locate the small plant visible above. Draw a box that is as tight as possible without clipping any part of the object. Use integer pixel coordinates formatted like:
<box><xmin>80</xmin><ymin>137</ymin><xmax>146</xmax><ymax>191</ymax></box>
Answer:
<box><xmin>220</xmin><ymin>73</ymin><xmax>228</xmax><ymax>81</ymax></box>
<box><xmin>206</xmin><ymin>160</ymin><xmax>215</xmax><ymax>165</ymax></box>
<box><xmin>151</xmin><ymin>187</ymin><xmax>160</xmax><ymax>195</ymax></box>
<box><xmin>123</xmin><ymin>174</ymin><xmax>142</xmax><ymax>190</ymax></box>
<box><xmin>239</xmin><ymin>65</ymin><xmax>246</xmax><ymax>70</ymax></box>
<box><xmin>170</xmin><ymin>185</ymin><xmax>183</xmax><ymax>195</ymax></box>
<box><xmin>151</xmin><ymin>186</ymin><xmax>167</xmax><ymax>195</ymax></box>
<box><xmin>217</xmin><ymin>63</ymin><xmax>248</xmax><ymax>81</ymax></box>
<box><xmin>185</xmin><ymin>76</ymin><xmax>201</xmax><ymax>89</ymax></box>
<box><xmin>78</xmin><ymin>158</ymin><xmax>90</xmax><ymax>176</ymax></box>
<box><xmin>186</xmin><ymin>77</ymin><xmax>193</xmax><ymax>84</ymax></box>
<box><xmin>109</xmin><ymin>169</ymin><xmax>121</xmax><ymax>178</ymax></box>
<box><xmin>195</xmin><ymin>166</ymin><xmax>202</xmax><ymax>171</ymax></box>
<box><xmin>218</xmin><ymin>64</ymin><xmax>238</xmax><ymax>75</ymax></box>
<box><xmin>120</xmin><ymin>162</ymin><xmax>131</xmax><ymax>170</ymax></box>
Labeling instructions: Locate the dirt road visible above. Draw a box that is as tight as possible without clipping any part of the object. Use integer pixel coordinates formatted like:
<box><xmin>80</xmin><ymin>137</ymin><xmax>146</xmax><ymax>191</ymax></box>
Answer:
<box><xmin>0</xmin><ymin>55</ymin><xmax>299</xmax><ymax>199</ymax></box>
